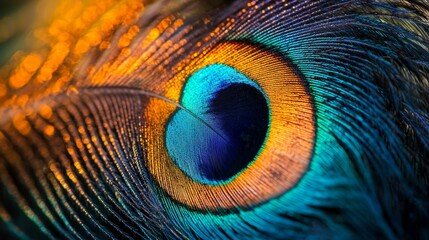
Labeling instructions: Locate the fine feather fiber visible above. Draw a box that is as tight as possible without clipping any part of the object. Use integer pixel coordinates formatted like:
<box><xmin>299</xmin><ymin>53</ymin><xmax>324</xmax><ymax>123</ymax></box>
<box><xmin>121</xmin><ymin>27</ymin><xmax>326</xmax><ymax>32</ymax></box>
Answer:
<box><xmin>0</xmin><ymin>0</ymin><xmax>428</xmax><ymax>239</ymax></box>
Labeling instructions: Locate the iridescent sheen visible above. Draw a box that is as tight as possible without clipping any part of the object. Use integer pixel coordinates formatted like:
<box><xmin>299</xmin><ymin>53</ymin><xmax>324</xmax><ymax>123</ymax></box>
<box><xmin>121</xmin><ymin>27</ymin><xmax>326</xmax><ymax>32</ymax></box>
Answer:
<box><xmin>0</xmin><ymin>0</ymin><xmax>428</xmax><ymax>239</ymax></box>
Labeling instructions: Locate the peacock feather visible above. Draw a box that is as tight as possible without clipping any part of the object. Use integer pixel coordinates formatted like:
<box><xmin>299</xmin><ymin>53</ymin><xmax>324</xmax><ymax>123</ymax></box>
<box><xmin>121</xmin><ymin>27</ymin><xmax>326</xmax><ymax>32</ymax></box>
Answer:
<box><xmin>0</xmin><ymin>0</ymin><xmax>428</xmax><ymax>239</ymax></box>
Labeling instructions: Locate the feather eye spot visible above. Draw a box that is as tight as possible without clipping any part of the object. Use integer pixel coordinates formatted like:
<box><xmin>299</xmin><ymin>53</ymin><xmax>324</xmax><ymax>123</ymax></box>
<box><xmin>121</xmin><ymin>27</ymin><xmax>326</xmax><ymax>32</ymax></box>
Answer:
<box><xmin>144</xmin><ymin>42</ymin><xmax>315</xmax><ymax>211</ymax></box>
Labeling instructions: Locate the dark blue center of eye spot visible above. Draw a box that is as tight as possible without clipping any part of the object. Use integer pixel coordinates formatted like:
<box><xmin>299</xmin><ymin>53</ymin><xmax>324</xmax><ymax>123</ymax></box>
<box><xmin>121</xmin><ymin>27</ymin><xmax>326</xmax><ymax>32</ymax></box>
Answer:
<box><xmin>199</xmin><ymin>83</ymin><xmax>269</xmax><ymax>182</ymax></box>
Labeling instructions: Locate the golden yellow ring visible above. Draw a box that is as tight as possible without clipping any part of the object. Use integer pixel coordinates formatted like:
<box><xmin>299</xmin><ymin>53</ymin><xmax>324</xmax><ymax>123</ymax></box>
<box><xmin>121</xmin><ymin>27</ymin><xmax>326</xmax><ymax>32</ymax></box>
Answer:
<box><xmin>143</xmin><ymin>41</ymin><xmax>315</xmax><ymax>210</ymax></box>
